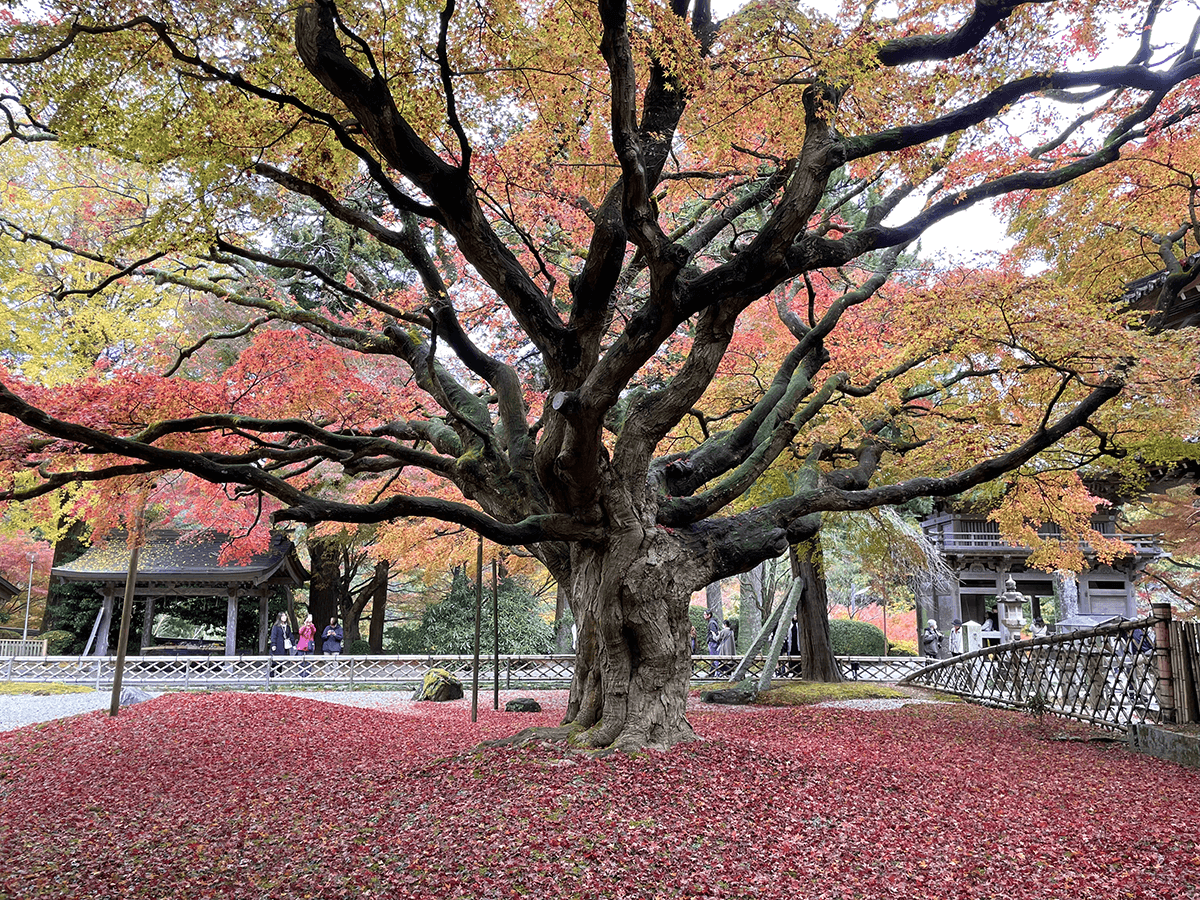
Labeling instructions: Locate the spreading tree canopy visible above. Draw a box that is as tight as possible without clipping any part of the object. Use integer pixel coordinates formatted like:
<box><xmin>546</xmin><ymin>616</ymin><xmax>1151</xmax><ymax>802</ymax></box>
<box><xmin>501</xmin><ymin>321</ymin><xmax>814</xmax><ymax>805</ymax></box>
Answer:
<box><xmin>2</xmin><ymin>0</ymin><xmax>1199</xmax><ymax>750</ymax></box>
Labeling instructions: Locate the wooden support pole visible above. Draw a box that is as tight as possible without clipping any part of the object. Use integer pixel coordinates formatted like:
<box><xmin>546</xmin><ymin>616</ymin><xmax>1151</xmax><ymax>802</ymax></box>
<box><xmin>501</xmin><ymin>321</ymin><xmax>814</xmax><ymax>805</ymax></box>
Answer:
<box><xmin>258</xmin><ymin>595</ymin><xmax>269</xmax><ymax>653</ymax></box>
<box><xmin>109</xmin><ymin>544</ymin><xmax>141</xmax><ymax>717</ymax></box>
<box><xmin>492</xmin><ymin>557</ymin><xmax>499</xmax><ymax>711</ymax></box>
<box><xmin>471</xmin><ymin>534</ymin><xmax>483</xmax><ymax>723</ymax></box>
<box><xmin>225</xmin><ymin>590</ymin><xmax>238</xmax><ymax>657</ymax></box>
<box><xmin>1152</xmin><ymin>602</ymin><xmax>1175</xmax><ymax>724</ymax></box>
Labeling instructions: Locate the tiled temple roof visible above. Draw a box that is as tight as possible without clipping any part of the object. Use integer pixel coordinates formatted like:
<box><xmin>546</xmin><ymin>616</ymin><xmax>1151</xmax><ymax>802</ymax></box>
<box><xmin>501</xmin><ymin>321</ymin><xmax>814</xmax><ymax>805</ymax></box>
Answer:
<box><xmin>53</xmin><ymin>530</ymin><xmax>307</xmax><ymax>587</ymax></box>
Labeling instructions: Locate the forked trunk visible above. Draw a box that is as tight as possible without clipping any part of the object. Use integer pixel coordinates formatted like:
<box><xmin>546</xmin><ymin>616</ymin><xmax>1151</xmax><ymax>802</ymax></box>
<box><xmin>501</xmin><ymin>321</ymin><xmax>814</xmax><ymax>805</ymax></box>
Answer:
<box><xmin>562</xmin><ymin>528</ymin><xmax>700</xmax><ymax>752</ymax></box>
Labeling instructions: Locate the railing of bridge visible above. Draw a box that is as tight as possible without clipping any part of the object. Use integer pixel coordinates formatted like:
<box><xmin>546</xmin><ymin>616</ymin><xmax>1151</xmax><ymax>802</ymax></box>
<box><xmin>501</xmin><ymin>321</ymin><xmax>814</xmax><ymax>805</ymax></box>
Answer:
<box><xmin>901</xmin><ymin>612</ymin><xmax>1170</xmax><ymax>731</ymax></box>
<box><xmin>0</xmin><ymin>652</ymin><xmax>925</xmax><ymax>689</ymax></box>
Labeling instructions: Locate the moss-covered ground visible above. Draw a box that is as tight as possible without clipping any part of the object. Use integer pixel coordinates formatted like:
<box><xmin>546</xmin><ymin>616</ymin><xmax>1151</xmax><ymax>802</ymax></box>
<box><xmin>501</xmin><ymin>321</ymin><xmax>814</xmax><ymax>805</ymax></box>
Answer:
<box><xmin>0</xmin><ymin>681</ymin><xmax>93</xmax><ymax>696</ymax></box>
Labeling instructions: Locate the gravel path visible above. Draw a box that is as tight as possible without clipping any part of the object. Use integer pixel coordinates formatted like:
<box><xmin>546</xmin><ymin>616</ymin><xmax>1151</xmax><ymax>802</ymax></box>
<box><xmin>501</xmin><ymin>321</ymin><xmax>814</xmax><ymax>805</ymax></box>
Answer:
<box><xmin>0</xmin><ymin>692</ymin><xmax>122</xmax><ymax>731</ymax></box>
<box><xmin>0</xmin><ymin>687</ymin><xmax>950</xmax><ymax>732</ymax></box>
<box><xmin>812</xmin><ymin>697</ymin><xmax>950</xmax><ymax>711</ymax></box>
<box><xmin>0</xmin><ymin>688</ymin><xmax>565</xmax><ymax>732</ymax></box>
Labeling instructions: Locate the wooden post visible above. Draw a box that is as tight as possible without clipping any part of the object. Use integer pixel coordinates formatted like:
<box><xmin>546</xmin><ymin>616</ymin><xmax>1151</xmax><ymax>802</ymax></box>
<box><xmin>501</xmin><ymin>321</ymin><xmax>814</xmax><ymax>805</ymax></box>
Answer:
<box><xmin>258</xmin><ymin>595</ymin><xmax>269</xmax><ymax>653</ymax></box>
<box><xmin>471</xmin><ymin>534</ymin><xmax>483</xmax><ymax>723</ymax></box>
<box><xmin>94</xmin><ymin>586</ymin><xmax>116</xmax><ymax>657</ymax></box>
<box><xmin>492</xmin><ymin>557</ymin><xmax>499</xmax><ymax>711</ymax></box>
<box><xmin>1152</xmin><ymin>602</ymin><xmax>1175</xmax><ymax>724</ymax></box>
<box><xmin>225</xmin><ymin>590</ymin><xmax>238</xmax><ymax>657</ymax></box>
<box><xmin>140</xmin><ymin>595</ymin><xmax>156</xmax><ymax>654</ymax></box>
<box><xmin>109</xmin><ymin>544</ymin><xmax>141</xmax><ymax>717</ymax></box>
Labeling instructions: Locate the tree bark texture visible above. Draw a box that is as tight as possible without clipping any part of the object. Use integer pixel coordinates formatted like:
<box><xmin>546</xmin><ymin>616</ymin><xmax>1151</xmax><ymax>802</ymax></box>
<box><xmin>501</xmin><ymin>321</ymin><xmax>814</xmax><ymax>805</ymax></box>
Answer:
<box><xmin>794</xmin><ymin>542</ymin><xmax>842</xmax><ymax>683</ymax></box>
<box><xmin>368</xmin><ymin>560</ymin><xmax>388</xmax><ymax>653</ymax></box>
<box><xmin>562</xmin><ymin>526</ymin><xmax>701</xmax><ymax>751</ymax></box>
<box><xmin>307</xmin><ymin>535</ymin><xmax>341</xmax><ymax>650</ymax></box>
<box><xmin>342</xmin><ymin>559</ymin><xmax>386</xmax><ymax>647</ymax></box>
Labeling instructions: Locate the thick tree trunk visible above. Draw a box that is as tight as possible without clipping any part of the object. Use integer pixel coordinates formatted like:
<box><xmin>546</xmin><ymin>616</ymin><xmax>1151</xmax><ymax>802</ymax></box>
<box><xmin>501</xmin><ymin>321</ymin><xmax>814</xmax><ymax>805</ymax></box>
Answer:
<box><xmin>43</xmin><ymin>518</ymin><xmax>88</xmax><ymax>632</ymax></box>
<box><xmin>794</xmin><ymin>541</ymin><xmax>842</xmax><ymax>683</ymax></box>
<box><xmin>306</xmin><ymin>535</ymin><xmax>341</xmax><ymax>651</ymax></box>
<box><xmin>562</xmin><ymin>527</ymin><xmax>700</xmax><ymax>752</ymax></box>
<box><xmin>368</xmin><ymin>560</ymin><xmax>388</xmax><ymax>653</ymax></box>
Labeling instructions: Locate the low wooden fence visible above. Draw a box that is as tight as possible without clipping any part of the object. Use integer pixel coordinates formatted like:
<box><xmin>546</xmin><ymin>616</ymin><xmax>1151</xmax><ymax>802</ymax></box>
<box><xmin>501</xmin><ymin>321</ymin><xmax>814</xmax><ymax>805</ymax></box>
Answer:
<box><xmin>1170</xmin><ymin>619</ymin><xmax>1200</xmax><ymax>723</ymax></box>
<box><xmin>0</xmin><ymin>639</ymin><xmax>47</xmax><ymax>659</ymax></box>
<box><xmin>902</xmin><ymin>603</ymin><xmax>1193</xmax><ymax>732</ymax></box>
<box><xmin>0</xmin><ymin>652</ymin><xmax>924</xmax><ymax>690</ymax></box>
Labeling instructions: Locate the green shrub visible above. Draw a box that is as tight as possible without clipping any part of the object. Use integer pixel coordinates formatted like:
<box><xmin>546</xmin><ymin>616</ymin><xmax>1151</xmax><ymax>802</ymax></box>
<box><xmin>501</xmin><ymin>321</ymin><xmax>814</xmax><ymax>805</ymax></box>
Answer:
<box><xmin>384</xmin><ymin>625</ymin><xmax>424</xmax><ymax>654</ymax></box>
<box><xmin>40</xmin><ymin>630</ymin><xmax>76</xmax><ymax>655</ymax></box>
<box><xmin>829</xmin><ymin>619</ymin><xmax>887</xmax><ymax>656</ymax></box>
<box><xmin>346</xmin><ymin>639</ymin><xmax>371</xmax><ymax>656</ymax></box>
<box><xmin>887</xmin><ymin>639</ymin><xmax>918</xmax><ymax>657</ymax></box>
<box><xmin>414</xmin><ymin>569</ymin><xmax>554</xmax><ymax>655</ymax></box>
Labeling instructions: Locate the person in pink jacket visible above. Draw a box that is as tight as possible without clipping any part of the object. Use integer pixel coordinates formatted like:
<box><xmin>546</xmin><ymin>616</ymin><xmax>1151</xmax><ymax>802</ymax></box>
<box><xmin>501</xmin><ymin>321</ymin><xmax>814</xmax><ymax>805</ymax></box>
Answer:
<box><xmin>296</xmin><ymin>614</ymin><xmax>317</xmax><ymax>655</ymax></box>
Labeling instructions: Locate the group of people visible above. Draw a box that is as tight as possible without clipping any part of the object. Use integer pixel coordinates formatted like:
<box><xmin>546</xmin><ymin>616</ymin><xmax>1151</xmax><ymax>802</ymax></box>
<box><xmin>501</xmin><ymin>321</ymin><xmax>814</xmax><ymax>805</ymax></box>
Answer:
<box><xmin>269</xmin><ymin>612</ymin><xmax>344</xmax><ymax>656</ymax></box>
<box><xmin>702</xmin><ymin>610</ymin><xmax>802</xmax><ymax>677</ymax></box>
<box><xmin>921</xmin><ymin>618</ymin><xmax>958</xmax><ymax>659</ymax></box>
<box><xmin>704</xmin><ymin>611</ymin><xmax>736</xmax><ymax>676</ymax></box>
<box><xmin>921</xmin><ymin>614</ymin><xmax>1053</xmax><ymax>658</ymax></box>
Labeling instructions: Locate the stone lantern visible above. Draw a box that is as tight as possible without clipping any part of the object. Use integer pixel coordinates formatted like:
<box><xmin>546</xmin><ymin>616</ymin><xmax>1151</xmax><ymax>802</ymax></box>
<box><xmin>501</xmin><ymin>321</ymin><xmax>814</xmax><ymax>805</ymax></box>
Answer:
<box><xmin>996</xmin><ymin>576</ymin><xmax>1027</xmax><ymax>643</ymax></box>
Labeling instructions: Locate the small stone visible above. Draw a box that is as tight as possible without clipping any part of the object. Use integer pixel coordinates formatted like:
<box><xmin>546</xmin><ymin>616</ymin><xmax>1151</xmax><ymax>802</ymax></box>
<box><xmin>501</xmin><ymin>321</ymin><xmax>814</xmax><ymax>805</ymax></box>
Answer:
<box><xmin>504</xmin><ymin>697</ymin><xmax>542</xmax><ymax>713</ymax></box>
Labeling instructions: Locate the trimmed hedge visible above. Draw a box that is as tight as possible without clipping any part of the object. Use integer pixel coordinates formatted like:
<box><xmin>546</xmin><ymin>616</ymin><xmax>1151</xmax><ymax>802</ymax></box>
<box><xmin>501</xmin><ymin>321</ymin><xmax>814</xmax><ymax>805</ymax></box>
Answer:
<box><xmin>829</xmin><ymin>619</ymin><xmax>887</xmax><ymax>656</ymax></box>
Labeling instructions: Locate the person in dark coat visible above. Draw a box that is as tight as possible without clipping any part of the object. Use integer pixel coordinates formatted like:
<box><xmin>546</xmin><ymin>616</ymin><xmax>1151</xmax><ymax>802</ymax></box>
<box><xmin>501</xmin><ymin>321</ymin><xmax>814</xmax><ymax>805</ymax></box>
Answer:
<box><xmin>322</xmin><ymin>618</ymin><xmax>344</xmax><ymax>656</ymax></box>
<box><xmin>704</xmin><ymin>610</ymin><xmax>721</xmax><ymax>676</ymax></box>
<box><xmin>270</xmin><ymin>612</ymin><xmax>294</xmax><ymax>656</ymax></box>
<box><xmin>715</xmin><ymin>618</ymin><xmax>735</xmax><ymax>677</ymax></box>
<box><xmin>921</xmin><ymin>619</ymin><xmax>943</xmax><ymax>659</ymax></box>
<box><xmin>704</xmin><ymin>610</ymin><xmax>720</xmax><ymax>654</ymax></box>
<box><xmin>269</xmin><ymin>612</ymin><xmax>294</xmax><ymax>676</ymax></box>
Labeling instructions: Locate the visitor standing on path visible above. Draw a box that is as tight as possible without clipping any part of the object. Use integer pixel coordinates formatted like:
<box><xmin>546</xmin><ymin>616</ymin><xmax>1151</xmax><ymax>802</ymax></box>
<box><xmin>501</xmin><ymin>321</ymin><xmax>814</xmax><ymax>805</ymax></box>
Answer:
<box><xmin>323</xmin><ymin>618</ymin><xmax>344</xmax><ymax>656</ymax></box>
<box><xmin>948</xmin><ymin>619</ymin><xmax>963</xmax><ymax>656</ymax></box>
<box><xmin>705</xmin><ymin>610</ymin><xmax>721</xmax><ymax>676</ymax></box>
<box><xmin>269</xmin><ymin>612</ymin><xmax>294</xmax><ymax>676</ymax></box>
<box><xmin>297</xmin><ymin>615</ymin><xmax>316</xmax><ymax>655</ymax></box>
<box><xmin>922</xmin><ymin>619</ymin><xmax>943</xmax><ymax>659</ymax></box>
<box><xmin>716</xmin><ymin>618</ymin><xmax>735</xmax><ymax>677</ymax></box>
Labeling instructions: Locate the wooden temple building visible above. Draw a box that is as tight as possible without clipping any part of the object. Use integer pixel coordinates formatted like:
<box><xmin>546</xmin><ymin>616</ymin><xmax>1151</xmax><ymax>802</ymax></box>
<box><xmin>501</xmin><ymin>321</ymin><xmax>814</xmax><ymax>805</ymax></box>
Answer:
<box><xmin>52</xmin><ymin>530</ymin><xmax>308</xmax><ymax>656</ymax></box>
<box><xmin>919</xmin><ymin>255</ymin><xmax>1195</xmax><ymax>642</ymax></box>
<box><xmin>1119</xmin><ymin>250</ymin><xmax>1200</xmax><ymax>330</ymax></box>
<box><xmin>920</xmin><ymin>510</ymin><xmax>1161</xmax><ymax>637</ymax></box>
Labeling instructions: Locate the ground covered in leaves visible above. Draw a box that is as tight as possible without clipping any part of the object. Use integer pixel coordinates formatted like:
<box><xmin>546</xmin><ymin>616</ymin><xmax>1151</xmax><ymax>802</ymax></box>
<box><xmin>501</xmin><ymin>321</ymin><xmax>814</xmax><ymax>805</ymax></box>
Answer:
<box><xmin>1</xmin><ymin>691</ymin><xmax>1196</xmax><ymax>899</ymax></box>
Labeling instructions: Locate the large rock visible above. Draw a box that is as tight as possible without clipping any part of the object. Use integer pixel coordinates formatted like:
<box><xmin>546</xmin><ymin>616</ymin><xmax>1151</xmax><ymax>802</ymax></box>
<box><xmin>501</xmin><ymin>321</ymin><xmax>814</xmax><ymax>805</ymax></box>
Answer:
<box><xmin>416</xmin><ymin>667</ymin><xmax>464</xmax><ymax>702</ymax></box>
<box><xmin>120</xmin><ymin>687</ymin><xmax>156</xmax><ymax>707</ymax></box>
<box><xmin>701</xmin><ymin>686</ymin><xmax>758</xmax><ymax>705</ymax></box>
<box><xmin>504</xmin><ymin>697</ymin><xmax>542</xmax><ymax>713</ymax></box>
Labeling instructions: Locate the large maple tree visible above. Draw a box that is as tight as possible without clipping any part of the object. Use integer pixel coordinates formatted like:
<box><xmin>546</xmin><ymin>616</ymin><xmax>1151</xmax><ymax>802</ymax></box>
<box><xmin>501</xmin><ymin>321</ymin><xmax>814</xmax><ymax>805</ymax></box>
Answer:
<box><xmin>2</xmin><ymin>0</ymin><xmax>1200</xmax><ymax>750</ymax></box>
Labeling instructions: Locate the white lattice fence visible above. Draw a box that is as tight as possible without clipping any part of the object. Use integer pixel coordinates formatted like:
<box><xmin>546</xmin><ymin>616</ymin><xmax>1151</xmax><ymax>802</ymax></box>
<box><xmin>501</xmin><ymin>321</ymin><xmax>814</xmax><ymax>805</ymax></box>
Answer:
<box><xmin>2</xmin><ymin>653</ymin><xmax>920</xmax><ymax>688</ymax></box>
